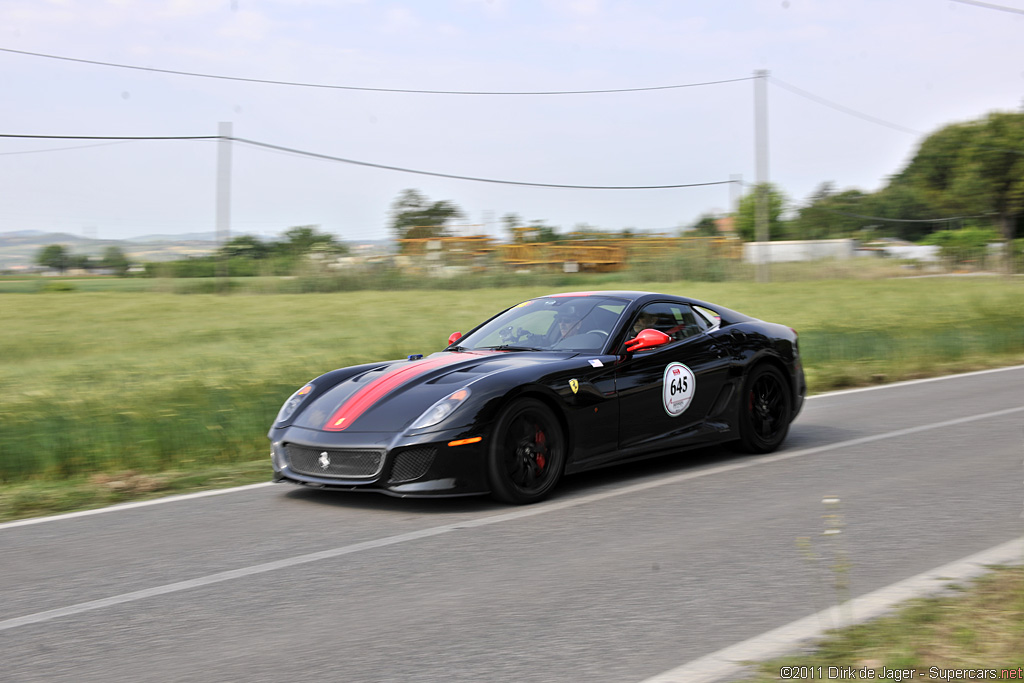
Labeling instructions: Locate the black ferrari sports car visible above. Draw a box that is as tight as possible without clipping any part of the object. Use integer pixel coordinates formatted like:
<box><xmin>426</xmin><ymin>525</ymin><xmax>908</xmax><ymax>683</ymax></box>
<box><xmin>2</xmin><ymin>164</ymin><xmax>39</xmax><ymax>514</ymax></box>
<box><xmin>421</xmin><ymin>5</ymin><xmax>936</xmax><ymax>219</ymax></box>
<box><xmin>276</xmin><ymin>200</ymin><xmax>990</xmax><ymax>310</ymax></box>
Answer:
<box><xmin>269</xmin><ymin>291</ymin><xmax>805</xmax><ymax>504</ymax></box>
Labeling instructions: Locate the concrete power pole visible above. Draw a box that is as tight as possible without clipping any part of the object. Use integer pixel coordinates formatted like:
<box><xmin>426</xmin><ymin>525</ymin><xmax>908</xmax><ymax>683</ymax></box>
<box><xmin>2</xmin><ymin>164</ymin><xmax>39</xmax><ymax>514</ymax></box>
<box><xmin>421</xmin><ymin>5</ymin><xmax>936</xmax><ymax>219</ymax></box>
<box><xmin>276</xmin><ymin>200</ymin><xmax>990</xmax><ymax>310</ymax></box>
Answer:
<box><xmin>754</xmin><ymin>70</ymin><xmax>770</xmax><ymax>283</ymax></box>
<box><xmin>216</xmin><ymin>121</ymin><xmax>233</xmax><ymax>293</ymax></box>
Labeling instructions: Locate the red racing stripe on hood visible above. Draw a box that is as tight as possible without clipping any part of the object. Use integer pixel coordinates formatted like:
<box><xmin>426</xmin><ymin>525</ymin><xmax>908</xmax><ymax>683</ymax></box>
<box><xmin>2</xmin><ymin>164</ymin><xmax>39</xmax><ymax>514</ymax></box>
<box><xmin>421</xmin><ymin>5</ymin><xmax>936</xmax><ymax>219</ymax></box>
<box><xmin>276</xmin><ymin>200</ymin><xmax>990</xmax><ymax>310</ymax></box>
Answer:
<box><xmin>323</xmin><ymin>353</ymin><xmax>470</xmax><ymax>431</ymax></box>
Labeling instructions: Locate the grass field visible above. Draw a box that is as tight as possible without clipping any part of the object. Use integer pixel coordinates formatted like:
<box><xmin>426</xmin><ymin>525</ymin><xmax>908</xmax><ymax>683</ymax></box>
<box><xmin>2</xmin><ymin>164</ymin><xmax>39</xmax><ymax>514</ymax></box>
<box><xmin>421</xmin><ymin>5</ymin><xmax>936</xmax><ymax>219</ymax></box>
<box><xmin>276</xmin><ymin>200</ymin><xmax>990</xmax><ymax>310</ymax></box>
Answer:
<box><xmin>2</xmin><ymin>277</ymin><xmax>1022</xmax><ymax>671</ymax></box>
<box><xmin>739</xmin><ymin>565</ymin><xmax>1024</xmax><ymax>681</ymax></box>
<box><xmin>1</xmin><ymin>277</ymin><xmax>1023</xmax><ymax>519</ymax></box>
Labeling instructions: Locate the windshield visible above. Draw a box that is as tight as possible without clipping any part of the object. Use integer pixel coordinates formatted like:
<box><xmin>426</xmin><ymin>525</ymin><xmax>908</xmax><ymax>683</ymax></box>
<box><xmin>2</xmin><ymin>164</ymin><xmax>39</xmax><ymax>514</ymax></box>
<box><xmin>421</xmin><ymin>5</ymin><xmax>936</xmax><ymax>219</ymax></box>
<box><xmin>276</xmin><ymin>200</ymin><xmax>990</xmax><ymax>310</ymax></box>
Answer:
<box><xmin>453</xmin><ymin>295</ymin><xmax>628</xmax><ymax>353</ymax></box>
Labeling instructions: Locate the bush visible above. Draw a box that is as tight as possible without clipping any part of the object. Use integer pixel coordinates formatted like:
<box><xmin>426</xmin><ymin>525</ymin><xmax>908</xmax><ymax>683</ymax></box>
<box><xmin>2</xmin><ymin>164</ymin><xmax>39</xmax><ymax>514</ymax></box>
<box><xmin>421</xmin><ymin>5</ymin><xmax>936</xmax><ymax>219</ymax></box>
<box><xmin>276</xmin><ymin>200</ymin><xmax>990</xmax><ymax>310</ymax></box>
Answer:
<box><xmin>921</xmin><ymin>228</ymin><xmax>1000</xmax><ymax>269</ymax></box>
<box><xmin>39</xmin><ymin>280</ymin><xmax>76</xmax><ymax>292</ymax></box>
<box><xmin>626</xmin><ymin>245</ymin><xmax>735</xmax><ymax>282</ymax></box>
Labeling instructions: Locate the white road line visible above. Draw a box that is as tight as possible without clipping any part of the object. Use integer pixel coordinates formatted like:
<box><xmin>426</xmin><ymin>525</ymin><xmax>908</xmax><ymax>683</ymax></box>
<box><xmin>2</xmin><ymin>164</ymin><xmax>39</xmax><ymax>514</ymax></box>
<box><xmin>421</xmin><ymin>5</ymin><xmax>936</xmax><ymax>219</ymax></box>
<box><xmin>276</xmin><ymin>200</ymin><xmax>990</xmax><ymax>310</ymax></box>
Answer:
<box><xmin>807</xmin><ymin>363</ymin><xmax>1024</xmax><ymax>400</ymax></box>
<box><xmin>3</xmin><ymin>403</ymin><xmax>1022</xmax><ymax>633</ymax></box>
<box><xmin>4</xmin><ymin>363</ymin><xmax>1023</xmax><ymax>532</ymax></box>
<box><xmin>0</xmin><ymin>483</ymin><xmax>275</xmax><ymax>531</ymax></box>
<box><xmin>638</xmin><ymin>537</ymin><xmax>1024</xmax><ymax>683</ymax></box>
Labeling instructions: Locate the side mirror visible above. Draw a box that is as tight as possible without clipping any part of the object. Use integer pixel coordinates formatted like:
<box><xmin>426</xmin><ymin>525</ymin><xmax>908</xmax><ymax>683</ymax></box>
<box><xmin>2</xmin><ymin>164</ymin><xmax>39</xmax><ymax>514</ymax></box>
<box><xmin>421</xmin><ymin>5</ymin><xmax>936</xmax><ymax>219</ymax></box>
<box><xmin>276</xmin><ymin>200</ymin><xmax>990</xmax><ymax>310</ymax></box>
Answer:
<box><xmin>448</xmin><ymin>332</ymin><xmax>463</xmax><ymax>346</ymax></box>
<box><xmin>625</xmin><ymin>328</ymin><xmax>670</xmax><ymax>352</ymax></box>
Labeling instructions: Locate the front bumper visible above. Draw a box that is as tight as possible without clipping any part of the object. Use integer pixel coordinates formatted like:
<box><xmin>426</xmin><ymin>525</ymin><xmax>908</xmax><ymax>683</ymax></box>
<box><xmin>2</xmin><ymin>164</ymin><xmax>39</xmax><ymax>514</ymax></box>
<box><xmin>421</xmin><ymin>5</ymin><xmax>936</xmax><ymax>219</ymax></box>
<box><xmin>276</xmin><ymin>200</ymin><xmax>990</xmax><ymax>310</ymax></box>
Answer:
<box><xmin>269</xmin><ymin>424</ymin><xmax>491</xmax><ymax>497</ymax></box>
<box><xmin>791</xmin><ymin>360</ymin><xmax>807</xmax><ymax>421</ymax></box>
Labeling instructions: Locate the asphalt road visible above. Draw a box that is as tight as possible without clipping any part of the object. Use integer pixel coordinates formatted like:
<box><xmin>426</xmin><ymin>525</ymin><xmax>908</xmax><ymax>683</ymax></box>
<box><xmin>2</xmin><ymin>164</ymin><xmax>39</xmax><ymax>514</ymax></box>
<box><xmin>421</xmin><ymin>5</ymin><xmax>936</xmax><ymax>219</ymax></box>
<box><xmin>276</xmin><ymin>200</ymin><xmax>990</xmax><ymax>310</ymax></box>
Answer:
<box><xmin>2</xmin><ymin>366</ymin><xmax>1023</xmax><ymax>682</ymax></box>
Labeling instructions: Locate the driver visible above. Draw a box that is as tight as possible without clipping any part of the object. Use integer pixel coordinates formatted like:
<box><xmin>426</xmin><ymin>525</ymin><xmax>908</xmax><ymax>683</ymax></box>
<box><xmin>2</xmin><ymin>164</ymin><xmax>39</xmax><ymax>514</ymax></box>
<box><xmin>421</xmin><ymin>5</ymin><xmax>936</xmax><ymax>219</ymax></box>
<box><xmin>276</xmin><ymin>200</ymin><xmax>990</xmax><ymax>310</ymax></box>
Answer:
<box><xmin>552</xmin><ymin>308</ymin><xmax>582</xmax><ymax>341</ymax></box>
<box><xmin>632</xmin><ymin>312</ymin><xmax>657</xmax><ymax>336</ymax></box>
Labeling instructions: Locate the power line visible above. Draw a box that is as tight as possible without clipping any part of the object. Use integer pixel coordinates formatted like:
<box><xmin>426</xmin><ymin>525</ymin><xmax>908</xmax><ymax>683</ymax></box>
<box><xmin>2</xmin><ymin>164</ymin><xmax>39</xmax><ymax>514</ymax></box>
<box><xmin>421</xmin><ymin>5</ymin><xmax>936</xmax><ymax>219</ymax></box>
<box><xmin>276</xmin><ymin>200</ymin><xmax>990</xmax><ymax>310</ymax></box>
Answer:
<box><xmin>0</xmin><ymin>132</ymin><xmax>735</xmax><ymax>190</ymax></box>
<box><xmin>813</xmin><ymin>205</ymin><xmax>989</xmax><ymax>224</ymax></box>
<box><xmin>0</xmin><ymin>134</ymin><xmax>218</xmax><ymax>141</ymax></box>
<box><xmin>0</xmin><ymin>140</ymin><xmax>136</xmax><ymax>156</ymax></box>
<box><xmin>232</xmin><ymin>137</ymin><xmax>735</xmax><ymax>189</ymax></box>
<box><xmin>0</xmin><ymin>47</ymin><xmax>754</xmax><ymax>96</ymax></box>
<box><xmin>949</xmin><ymin>0</ymin><xmax>1024</xmax><ymax>16</ymax></box>
<box><xmin>769</xmin><ymin>77</ymin><xmax>923</xmax><ymax>135</ymax></box>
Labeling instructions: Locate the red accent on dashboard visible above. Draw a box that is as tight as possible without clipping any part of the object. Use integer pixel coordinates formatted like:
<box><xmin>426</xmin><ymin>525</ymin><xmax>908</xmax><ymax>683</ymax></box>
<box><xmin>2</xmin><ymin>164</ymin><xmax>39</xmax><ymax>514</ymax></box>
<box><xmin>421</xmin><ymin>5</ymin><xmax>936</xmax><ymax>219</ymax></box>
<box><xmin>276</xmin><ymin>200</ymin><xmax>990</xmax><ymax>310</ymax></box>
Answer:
<box><xmin>323</xmin><ymin>354</ymin><xmax>467</xmax><ymax>431</ymax></box>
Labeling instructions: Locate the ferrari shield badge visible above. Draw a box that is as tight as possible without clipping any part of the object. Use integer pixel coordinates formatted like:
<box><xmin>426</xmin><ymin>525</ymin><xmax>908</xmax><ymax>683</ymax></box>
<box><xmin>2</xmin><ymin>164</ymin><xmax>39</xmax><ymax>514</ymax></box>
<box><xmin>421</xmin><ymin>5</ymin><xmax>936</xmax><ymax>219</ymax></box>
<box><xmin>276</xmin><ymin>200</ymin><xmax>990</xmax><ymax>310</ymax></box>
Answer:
<box><xmin>569</xmin><ymin>379</ymin><xmax>579</xmax><ymax>394</ymax></box>
<box><xmin>662</xmin><ymin>363</ymin><xmax>695</xmax><ymax>416</ymax></box>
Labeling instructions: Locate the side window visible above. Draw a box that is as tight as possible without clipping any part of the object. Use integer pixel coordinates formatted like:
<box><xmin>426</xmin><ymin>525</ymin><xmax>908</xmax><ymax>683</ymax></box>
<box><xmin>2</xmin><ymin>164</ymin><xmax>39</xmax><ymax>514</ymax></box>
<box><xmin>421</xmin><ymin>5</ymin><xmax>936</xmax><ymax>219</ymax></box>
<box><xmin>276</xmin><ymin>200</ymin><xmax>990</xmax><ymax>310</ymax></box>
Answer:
<box><xmin>693</xmin><ymin>305</ymin><xmax>722</xmax><ymax>329</ymax></box>
<box><xmin>627</xmin><ymin>303</ymin><xmax>704</xmax><ymax>344</ymax></box>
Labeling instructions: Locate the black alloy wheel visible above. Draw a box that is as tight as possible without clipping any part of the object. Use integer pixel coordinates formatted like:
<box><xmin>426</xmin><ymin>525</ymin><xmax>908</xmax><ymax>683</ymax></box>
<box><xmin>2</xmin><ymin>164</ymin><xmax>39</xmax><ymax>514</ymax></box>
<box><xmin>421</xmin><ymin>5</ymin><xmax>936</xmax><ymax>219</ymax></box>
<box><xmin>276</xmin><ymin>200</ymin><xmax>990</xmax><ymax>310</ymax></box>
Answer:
<box><xmin>735</xmin><ymin>364</ymin><xmax>791</xmax><ymax>453</ymax></box>
<box><xmin>487</xmin><ymin>397</ymin><xmax>565</xmax><ymax>504</ymax></box>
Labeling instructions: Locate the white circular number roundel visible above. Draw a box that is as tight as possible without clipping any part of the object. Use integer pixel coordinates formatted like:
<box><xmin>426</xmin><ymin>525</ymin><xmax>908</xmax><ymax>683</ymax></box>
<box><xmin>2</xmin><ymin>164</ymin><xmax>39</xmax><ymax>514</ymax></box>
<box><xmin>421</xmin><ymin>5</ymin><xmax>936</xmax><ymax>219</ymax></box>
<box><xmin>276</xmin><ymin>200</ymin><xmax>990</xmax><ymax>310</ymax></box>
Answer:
<box><xmin>662</xmin><ymin>362</ymin><xmax>696</xmax><ymax>417</ymax></box>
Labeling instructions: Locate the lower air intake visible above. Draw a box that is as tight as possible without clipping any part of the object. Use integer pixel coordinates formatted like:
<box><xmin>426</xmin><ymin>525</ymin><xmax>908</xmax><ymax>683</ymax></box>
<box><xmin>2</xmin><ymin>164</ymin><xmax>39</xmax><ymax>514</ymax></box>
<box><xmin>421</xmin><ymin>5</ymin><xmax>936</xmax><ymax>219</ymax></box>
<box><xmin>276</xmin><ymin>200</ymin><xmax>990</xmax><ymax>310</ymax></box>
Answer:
<box><xmin>285</xmin><ymin>445</ymin><xmax>384</xmax><ymax>479</ymax></box>
<box><xmin>388</xmin><ymin>447</ymin><xmax>436</xmax><ymax>483</ymax></box>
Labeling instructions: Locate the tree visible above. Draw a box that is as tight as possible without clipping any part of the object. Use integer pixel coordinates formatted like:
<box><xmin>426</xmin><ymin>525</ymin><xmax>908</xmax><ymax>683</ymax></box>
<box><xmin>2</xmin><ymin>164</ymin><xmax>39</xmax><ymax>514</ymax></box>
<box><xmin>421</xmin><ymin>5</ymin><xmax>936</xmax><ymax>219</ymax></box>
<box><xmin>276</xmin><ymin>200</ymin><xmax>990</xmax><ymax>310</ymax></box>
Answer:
<box><xmin>36</xmin><ymin>244</ymin><xmax>71</xmax><ymax>273</ymax></box>
<box><xmin>735</xmin><ymin>184</ymin><xmax>789</xmax><ymax>241</ymax></box>
<box><xmin>277</xmin><ymin>226</ymin><xmax>347</xmax><ymax>256</ymax></box>
<box><xmin>866</xmin><ymin>183</ymin><xmax>944</xmax><ymax>242</ymax></box>
<box><xmin>68</xmin><ymin>254</ymin><xmax>91</xmax><ymax>271</ymax></box>
<box><xmin>524</xmin><ymin>220</ymin><xmax>560</xmax><ymax>243</ymax></box>
<box><xmin>688</xmin><ymin>213</ymin><xmax>721</xmax><ymax>237</ymax></box>
<box><xmin>389</xmin><ymin>189</ymin><xmax>464</xmax><ymax>240</ymax></box>
<box><xmin>889</xmin><ymin>111</ymin><xmax>1024</xmax><ymax>243</ymax></box>
<box><xmin>790</xmin><ymin>184</ymin><xmax>873</xmax><ymax>240</ymax></box>
<box><xmin>219</xmin><ymin>235</ymin><xmax>271</xmax><ymax>260</ymax></box>
<box><xmin>502</xmin><ymin>213</ymin><xmax>525</xmax><ymax>242</ymax></box>
<box><xmin>100</xmin><ymin>246</ymin><xmax>131</xmax><ymax>275</ymax></box>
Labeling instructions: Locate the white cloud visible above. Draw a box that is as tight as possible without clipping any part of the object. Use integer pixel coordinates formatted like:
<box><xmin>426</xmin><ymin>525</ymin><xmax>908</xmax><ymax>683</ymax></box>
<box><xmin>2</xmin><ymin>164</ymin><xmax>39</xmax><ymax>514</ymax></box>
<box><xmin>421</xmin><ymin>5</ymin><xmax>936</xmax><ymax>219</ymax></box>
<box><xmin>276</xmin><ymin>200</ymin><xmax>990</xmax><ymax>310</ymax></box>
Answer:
<box><xmin>216</xmin><ymin>8</ymin><xmax>275</xmax><ymax>42</ymax></box>
<box><xmin>382</xmin><ymin>6</ymin><xmax>419</xmax><ymax>33</ymax></box>
<box><xmin>562</xmin><ymin>0</ymin><xmax>603</xmax><ymax>17</ymax></box>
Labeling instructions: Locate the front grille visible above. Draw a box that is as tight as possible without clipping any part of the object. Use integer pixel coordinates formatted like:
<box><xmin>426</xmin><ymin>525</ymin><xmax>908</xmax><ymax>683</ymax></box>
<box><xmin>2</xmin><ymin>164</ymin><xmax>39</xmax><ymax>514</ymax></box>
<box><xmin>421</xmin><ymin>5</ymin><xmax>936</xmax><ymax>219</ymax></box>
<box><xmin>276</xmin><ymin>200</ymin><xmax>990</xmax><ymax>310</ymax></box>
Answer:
<box><xmin>285</xmin><ymin>444</ymin><xmax>385</xmax><ymax>479</ymax></box>
<box><xmin>388</xmin><ymin>447</ymin><xmax>436</xmax><ymax>483</ymax></box>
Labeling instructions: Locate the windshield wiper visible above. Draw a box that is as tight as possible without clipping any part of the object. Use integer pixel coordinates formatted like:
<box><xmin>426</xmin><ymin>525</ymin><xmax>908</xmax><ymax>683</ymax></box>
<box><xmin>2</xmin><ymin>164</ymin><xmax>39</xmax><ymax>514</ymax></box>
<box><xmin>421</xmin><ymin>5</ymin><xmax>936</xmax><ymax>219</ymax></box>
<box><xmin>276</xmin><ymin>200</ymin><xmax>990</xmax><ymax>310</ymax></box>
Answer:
<box><xmin>478</xmin><ymin>344</ymin><xmax>543</xmax><ymax>352</ymax></box>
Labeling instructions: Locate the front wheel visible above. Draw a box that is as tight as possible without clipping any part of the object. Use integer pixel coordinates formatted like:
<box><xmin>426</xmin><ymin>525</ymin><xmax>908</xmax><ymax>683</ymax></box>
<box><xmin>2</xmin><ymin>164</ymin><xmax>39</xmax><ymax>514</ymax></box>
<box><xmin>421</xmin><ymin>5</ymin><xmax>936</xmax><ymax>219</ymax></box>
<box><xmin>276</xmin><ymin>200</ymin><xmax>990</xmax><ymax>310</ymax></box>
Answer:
<box><xmin>487</xmin><ymin>398</ymin><xmax>565</xmax><ymax>504</ymax></box>
<box><xmin>734</xmin><ymin>364</ymin><xmax>792</xmax><ymax>453</ymax></box>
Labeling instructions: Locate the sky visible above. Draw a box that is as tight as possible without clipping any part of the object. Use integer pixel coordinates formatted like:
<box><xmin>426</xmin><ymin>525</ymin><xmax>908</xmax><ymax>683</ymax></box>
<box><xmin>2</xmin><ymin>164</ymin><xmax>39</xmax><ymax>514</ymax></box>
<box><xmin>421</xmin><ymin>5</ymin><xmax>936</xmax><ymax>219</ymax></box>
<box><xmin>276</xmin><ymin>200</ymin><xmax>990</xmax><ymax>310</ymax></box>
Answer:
<box><xmin>1</xmin><ymin>0</ymin><xmax>1023</xmax><ymax>243</ymax></box>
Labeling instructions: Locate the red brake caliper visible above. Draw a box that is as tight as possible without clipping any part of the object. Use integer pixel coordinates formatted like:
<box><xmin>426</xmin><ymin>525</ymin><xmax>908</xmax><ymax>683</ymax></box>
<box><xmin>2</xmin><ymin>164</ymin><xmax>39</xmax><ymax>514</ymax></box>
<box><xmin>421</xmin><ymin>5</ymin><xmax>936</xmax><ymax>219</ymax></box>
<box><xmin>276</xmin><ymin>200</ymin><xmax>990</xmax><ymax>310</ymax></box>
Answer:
<box><xmin>535</xmin><ymin>428</ymin><xmax>546</xmax><ymax>470</ymax></box>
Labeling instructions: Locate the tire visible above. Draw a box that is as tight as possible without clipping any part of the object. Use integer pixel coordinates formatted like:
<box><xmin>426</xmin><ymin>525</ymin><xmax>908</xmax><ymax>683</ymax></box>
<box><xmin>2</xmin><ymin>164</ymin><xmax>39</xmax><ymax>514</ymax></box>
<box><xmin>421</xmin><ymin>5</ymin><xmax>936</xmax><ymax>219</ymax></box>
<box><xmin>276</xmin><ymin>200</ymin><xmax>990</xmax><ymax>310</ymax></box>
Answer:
<box><xmin>734</xmin><ymin>364</ymin><xmax>792</xmax><ymax>454</ymax></box>
<box><xmin>487</xmin><ymin>398</ymin><xmax>565</xmax><ymax>504</ymax></box>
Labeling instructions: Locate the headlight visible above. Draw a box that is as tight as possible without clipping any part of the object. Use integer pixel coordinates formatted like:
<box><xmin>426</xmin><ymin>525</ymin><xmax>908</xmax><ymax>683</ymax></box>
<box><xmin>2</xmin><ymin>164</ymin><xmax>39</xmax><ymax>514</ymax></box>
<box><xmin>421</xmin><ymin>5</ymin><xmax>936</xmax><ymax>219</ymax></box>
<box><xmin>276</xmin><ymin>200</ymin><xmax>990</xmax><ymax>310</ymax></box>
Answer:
<box><xmin>409</xmin><ymin>388</ymin><xmax>471</xmax><ymax>430</ymax></box>
<box><xmin>276</xmin><ymin>383</ymin><xmax>313</xmax><ymax>424</ymax></box>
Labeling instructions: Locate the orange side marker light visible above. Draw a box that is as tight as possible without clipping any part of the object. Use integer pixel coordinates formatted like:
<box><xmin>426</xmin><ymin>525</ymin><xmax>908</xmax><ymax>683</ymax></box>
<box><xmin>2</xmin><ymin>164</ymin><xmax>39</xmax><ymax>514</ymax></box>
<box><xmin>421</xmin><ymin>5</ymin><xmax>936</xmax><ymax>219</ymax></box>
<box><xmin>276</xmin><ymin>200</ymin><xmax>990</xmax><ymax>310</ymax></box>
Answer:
<box><xmin>448</xmin><ymin>436</ymin><xmax>482</xmax><ymax>447</ymax></box>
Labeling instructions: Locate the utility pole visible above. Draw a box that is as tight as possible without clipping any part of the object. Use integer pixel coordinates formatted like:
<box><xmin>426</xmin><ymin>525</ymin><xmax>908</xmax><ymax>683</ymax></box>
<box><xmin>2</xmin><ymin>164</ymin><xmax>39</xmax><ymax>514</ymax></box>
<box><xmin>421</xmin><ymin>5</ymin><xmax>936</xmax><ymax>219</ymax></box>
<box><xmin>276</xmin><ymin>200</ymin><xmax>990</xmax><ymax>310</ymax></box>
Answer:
<box><xmin>754</xmin><ymin>70</ymin><xmax>770</xmax><ymax>283</ymax></box>
<box><xmin>216</xmin><ymin>121</ymin><xmax>233</xmax><ymax>294</ymax></box>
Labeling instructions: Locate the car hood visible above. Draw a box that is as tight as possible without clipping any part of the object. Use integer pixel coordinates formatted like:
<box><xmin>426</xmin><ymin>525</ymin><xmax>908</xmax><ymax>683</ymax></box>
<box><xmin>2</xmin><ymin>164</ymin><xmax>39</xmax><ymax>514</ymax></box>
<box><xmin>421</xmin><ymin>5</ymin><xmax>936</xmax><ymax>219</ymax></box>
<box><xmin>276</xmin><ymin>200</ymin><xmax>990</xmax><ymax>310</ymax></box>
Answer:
<box><xmin>290</xmin><ymin>350</ymin><xmax>574</xmax><ymax>433</ymax></box>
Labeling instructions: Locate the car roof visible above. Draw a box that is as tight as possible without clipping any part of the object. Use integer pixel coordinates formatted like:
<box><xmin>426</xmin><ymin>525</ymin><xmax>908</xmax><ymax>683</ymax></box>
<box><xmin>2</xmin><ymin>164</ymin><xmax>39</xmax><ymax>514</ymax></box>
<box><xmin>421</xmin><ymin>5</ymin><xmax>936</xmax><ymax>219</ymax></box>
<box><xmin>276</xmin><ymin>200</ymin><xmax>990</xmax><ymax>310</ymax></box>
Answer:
<box><xmin>535</xmin><ymin>290</ymin><xmax>757</xmax><ymax>325</ymax></box>
<box><xmin>536</xmin><ymin>290</ymin><xmax>662</xmax><ymax>302</ymax></box>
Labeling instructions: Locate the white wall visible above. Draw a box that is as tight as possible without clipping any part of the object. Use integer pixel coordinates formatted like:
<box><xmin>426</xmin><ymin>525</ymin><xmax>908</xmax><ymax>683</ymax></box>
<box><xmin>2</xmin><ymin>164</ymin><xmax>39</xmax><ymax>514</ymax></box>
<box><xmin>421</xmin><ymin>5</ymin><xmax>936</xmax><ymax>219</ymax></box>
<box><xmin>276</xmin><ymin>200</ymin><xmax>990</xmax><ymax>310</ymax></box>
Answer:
<box><xmin>743</xmin><ymin>239</ymin><xmax>856</xmax><ymax>263</ymax></box>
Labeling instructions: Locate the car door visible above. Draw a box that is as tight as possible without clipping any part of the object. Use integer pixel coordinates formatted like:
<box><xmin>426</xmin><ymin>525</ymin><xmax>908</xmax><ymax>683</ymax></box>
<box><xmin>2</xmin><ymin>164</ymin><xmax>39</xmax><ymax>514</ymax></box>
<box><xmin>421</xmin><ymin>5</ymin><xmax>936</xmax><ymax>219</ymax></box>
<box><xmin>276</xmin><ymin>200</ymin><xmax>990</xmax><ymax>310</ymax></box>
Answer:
<box><xmin>615</xmin><ymin>301</ymin><xmax>731</xmax><ymax>454</ymax></box>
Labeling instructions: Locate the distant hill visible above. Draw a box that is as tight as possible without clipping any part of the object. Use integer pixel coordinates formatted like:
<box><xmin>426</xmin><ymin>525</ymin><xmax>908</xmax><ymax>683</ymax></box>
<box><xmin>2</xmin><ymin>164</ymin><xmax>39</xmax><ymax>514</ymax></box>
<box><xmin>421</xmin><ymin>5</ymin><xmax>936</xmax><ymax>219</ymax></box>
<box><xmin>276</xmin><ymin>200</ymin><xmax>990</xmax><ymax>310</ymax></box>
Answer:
<box><xmin>0</xmin><ymin>231</ymin><xmax>218</xmax><ymax>270</ymax></box>
<box><xmin>0</xmin><ymin>230</ymin><xmax>392</xmax><ymax>272</ymax></box>
<box><xmin>131</xmin><ymin>232</ymin><xmax>219</xmax><ymax>243</ymax></box>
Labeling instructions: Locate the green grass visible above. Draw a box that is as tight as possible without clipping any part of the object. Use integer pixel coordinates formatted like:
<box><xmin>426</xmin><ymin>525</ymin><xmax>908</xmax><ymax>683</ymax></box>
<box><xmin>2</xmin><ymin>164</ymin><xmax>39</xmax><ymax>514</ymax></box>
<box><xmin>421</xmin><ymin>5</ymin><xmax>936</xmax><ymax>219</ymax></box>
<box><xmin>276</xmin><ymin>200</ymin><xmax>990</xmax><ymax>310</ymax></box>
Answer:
<box><xmin>0</xmin><ymin>461</ymin><xmax>271</xmax><ymax>522</ymax></box>
<box><xmin>1</xmin><ymin>277</ymin><xmax>1022</xmax><ymax>519</ymax></box>
<box><xmin>3</xmin><ymin>275</ymin><xmax>1021</xmax><ymax>670</ymax></box>
<box><xmin>738</xmin><ymin>565</ymin><xmax>1024</xmax><ymax>681</ymax></box>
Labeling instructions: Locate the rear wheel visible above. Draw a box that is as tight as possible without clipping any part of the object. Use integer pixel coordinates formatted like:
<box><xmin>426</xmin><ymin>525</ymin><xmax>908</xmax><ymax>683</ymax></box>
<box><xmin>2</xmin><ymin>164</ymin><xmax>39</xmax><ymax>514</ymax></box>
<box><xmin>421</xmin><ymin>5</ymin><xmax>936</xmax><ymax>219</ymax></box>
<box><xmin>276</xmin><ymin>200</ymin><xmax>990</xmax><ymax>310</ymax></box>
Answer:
<box><xmin>487</xmin><ymin>398</ymin><xmax>565</xmax><ymax>504</ymax></box>
<box><xmin>735</xmin><ymin>364</ymin><xmax>791</xmax><ymax>453</ymax></box>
